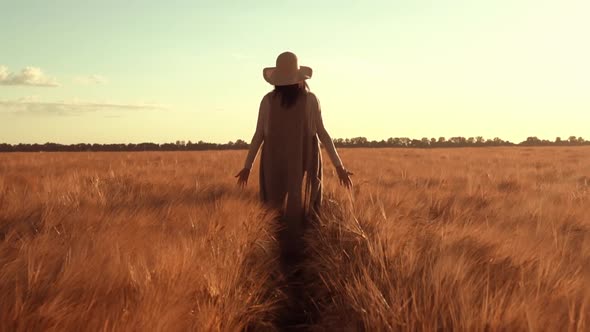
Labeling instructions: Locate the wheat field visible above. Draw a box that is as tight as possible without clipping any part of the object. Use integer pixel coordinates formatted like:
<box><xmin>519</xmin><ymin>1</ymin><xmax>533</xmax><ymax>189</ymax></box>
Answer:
<box><xmin>1</xmin><ymin>147</ymin><xmax>589</xmax><ymax>331</ymax></box>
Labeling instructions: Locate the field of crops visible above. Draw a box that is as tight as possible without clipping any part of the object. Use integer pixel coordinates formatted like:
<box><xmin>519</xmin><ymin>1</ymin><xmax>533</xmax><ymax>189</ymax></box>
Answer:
<box><xmin>1</xmin><ymin>147</ymin><xmax>589</xmax><ymax>331</ymax></box>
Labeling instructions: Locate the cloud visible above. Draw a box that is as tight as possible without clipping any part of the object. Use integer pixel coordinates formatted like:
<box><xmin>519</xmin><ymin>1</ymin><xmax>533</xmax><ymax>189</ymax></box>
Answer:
<box><xmin>0</xmin><ymin>98</ymin><xmax>167</xmax><ymax>116</ymax></box>
<box><xmin>0</xmin><ymin>66</ymin><xmax>59</xmax><ymax>87</ymax></box>
<box><xmin>73</xmin><ymin>74</ymin><xmax>108</xmax><ymax>85</ymax></box>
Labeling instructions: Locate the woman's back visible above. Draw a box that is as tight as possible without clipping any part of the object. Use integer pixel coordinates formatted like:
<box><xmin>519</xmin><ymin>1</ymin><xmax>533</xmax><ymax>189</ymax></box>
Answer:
<box><xmin>261</xmin><ymin>91</ymin><xmax>311</xmax><ymax>210</ymax></box>
<box><xmin>256</xmin><ymin>90</ymin><xmax>316</xmax><ymax>139</ymax></box>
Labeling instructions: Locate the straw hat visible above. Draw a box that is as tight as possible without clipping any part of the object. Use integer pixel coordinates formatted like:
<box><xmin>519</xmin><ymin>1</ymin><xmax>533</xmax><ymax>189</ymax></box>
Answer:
<box><xmin>263</xmin><ymin>52</ymin><xmax>312</xmax><ymax>86</ymax></box>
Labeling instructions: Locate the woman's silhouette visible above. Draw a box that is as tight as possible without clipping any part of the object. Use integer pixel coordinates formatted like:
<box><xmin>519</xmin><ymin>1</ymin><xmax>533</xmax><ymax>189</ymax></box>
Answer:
<box><xmin>235</xmin><ymin>51</ymin><xmax>353</xmax><ymax>260</ymax></box>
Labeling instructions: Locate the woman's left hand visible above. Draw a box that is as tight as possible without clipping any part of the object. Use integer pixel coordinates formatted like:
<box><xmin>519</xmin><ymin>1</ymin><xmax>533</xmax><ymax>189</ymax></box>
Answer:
<box><xmin>336</xmin><ymin>166</ymin><xmax>354</xmax><ymax>189</ymax></box>
<box><xmin>235</xmin><ymin>168</ymin><xmax>250</xmax><ymax>188</ymax></box>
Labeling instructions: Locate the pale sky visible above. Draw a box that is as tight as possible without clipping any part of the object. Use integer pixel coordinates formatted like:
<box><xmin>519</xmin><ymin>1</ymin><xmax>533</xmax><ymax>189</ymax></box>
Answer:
<box><xmin>1</xmin><ymin>0</ymin><xmax>589</xmax><ymax>144</ymax></box>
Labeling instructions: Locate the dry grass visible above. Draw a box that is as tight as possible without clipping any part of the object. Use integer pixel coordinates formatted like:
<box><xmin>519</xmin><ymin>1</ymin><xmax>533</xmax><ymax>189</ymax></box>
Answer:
<box><xmin>1</xmin><ymin>147</ymin><xmax>589</xmax><ymax>331</ymax></box>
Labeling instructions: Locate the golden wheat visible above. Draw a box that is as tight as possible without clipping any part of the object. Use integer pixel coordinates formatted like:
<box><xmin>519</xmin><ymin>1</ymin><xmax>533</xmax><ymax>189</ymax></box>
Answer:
<box><xmin>1</xmin><ymin>147</ymin><xmax>589</xmax><ymax>331</ymax></box>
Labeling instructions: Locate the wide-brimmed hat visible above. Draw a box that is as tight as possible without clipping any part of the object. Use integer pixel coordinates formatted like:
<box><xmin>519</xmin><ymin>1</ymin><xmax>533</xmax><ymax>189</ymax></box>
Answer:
<box><xmin>263</xmin><ymin>52</ymin><xmax>312</xmax><ymax>86</ymax></box>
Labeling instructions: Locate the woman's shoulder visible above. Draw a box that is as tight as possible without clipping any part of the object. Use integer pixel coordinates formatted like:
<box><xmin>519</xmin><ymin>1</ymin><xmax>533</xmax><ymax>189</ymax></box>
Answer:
<box><xmin>260</xmin><ymin>92</ymin><xmax>274</xmax><ymax>110</ymax></box>
<box><xmin>306</xmin><ymin>91</ymin><xmax>319</xmax><ymax>100</ymax></box>
<box><xmin>306</xmin><ymin>92</ymin><xmax>321</xmax><ymax>111</ymax></box>
<box><xmin>262</xmin><ymin>91</ymin><xmax>274</xmax><ymax>101</ymax></box>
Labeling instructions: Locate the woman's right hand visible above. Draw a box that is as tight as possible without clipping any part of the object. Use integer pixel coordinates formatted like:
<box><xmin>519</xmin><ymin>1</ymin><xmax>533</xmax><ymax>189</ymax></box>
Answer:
<box><xmin>336</xmin><ymin>166</ymin><xmax>353</xmax><ymax>189</ymax></box>
<box><xmin>235</xmin><ymin>168</ymin><xmax>250</xmax><ymax>188</ymax></box>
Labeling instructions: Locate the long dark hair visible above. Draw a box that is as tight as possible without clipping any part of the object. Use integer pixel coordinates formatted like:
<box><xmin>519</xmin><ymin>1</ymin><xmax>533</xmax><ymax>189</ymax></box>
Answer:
<box><xmin>273</xmin><ymin>81</ymin><xmax>309</xmax><ymax>108</ymax></box>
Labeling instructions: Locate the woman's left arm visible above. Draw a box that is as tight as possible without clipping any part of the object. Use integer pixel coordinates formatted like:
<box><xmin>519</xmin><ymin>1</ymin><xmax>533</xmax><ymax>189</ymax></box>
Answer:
<box><xmin>313</xmin><ymin>94</ymin><xmax>353</xmax><ymax>188</ymax></box>
<box><xmin>313</xmin><ymin>95</ymin><xmax>343</xmax><ymax>169</ymax></box>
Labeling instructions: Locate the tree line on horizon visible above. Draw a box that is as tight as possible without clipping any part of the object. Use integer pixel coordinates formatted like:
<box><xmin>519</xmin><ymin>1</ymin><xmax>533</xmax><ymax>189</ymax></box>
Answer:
<box><xmin>0</xmin><ymin>136</ymin><xmax>587</xmax><ymax>152</ymax></box>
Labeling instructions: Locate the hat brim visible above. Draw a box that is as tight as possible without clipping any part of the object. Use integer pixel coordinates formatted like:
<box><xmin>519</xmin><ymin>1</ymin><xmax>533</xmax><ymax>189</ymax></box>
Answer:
<box><xmin>263</xmin><ymin>66</ymin><xmax>312</xmax><ymax>86</ymax></box>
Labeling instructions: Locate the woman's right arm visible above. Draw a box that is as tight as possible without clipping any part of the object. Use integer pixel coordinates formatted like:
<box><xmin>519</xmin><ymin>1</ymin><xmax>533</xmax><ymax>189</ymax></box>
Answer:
<box><xmin>243</xmin><ymin>96</ymin><xmax>268</xmax><ymax>170</ymax></box>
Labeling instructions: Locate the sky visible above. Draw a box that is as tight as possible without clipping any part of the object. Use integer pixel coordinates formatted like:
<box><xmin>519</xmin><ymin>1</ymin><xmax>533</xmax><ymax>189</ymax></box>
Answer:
<box><xmin>1</xmin><ymin>0</ymin><xmax>589</xmax><ymax>144</ymax></box>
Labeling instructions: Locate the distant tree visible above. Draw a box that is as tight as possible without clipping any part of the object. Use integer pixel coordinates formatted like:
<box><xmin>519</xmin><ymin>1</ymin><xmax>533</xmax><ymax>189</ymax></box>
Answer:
<box><xmin>449</xmin><ymin>137</ymin><xmax>467</xmax><ymax>146</ymax></box>
<box><xmin>522</xmin><ymin>137</ymin><xmax>541</xmax><ymax>146</ymax></box>
<box><xmin>386</xmin><ymin>137</ymin><xmax>402</xmax><ymax>147</ymax></box>
<box><xmin>350</xmin><ymin>137</ymin><xmax>368</xmax><ymax>146</ymax></box>
<box><xmin>410</xmin><ymin>139</ymin><xmax>421</xmax><ymax>147</ymax></box>
<box><xmin>161</xmin><ymin>143</ymin><xmax>177</xmax><ymax>151</ymax></box>
<box><xmin>402</xmin><ymin>137</ymin><xmax>413</xmax><ymax>147</ymax></box>
<box><xmin>234</xmin><ymin>139</ymin><xmax>248</xmax><ymax>149</ymax></box>
<box><xmin>0</xmin><ymin>134</ymin><xmax>584</xmax><ymax>152</ymax></box>
<box><xmin>0</xmin><ymin>143</ymin><xmax>13</xmax><ymax>152</ymax></box>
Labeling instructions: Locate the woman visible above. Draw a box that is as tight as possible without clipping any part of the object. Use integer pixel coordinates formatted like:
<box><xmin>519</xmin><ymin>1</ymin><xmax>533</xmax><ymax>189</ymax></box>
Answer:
<box><xmin>234</xmin><ymin>52</ymin><xmax>353</xmax><ymax>256</ymax></box>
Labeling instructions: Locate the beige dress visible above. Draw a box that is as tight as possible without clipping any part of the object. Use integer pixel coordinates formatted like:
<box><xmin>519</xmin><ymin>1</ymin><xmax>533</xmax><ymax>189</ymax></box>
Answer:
<box><xmin>244</xmin><ymin>91</ymin><xmax>343</xmax><ymax>255</ymax></box>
